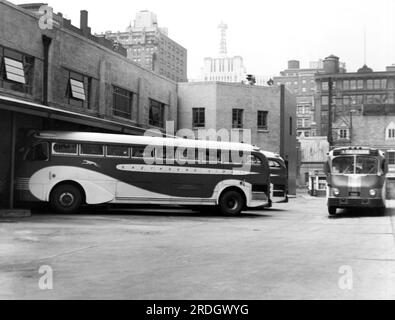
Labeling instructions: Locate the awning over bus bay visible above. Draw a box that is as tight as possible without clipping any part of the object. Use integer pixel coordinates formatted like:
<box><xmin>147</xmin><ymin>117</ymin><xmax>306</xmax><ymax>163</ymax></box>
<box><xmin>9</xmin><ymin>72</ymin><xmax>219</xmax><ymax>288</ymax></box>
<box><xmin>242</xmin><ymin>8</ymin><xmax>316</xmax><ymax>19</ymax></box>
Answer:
<box><xmin>0</xmin><ymin>94</ymin><xmax>149</xmax><ymax>135</ymax></box>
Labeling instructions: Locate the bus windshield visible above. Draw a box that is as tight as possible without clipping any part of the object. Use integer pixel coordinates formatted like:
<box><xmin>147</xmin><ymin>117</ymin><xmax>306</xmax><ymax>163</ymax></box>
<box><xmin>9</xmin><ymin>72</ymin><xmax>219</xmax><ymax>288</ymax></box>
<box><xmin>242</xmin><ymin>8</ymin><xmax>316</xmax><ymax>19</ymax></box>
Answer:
<box><xmin>332</xmin><ymin>155</ymin><xmax>378</xmax><ymax>174</ymax></box>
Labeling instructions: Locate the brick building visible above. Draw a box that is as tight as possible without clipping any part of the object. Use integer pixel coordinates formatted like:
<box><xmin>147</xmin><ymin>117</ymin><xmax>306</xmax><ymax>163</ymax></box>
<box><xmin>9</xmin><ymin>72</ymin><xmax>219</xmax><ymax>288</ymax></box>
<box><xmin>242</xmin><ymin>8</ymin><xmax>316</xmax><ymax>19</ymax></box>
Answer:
<box><xmin>177</xmin><ymin>82</ymin><xmax>297</xmax><ymax>194</ymax></box>
<box><xmin>98</xmin><ymin>10</ymin><xmax>187</xmax><ymax>83</ymax></box>
<box><xmin>0</xmin><ymin>1</ymin><xmax>178</xmax><ymax>208</ymax></box>
<box><xmin>314</xmin><ymin>55</ymin><xmax>395</xmax><ymax>151</ymax></box>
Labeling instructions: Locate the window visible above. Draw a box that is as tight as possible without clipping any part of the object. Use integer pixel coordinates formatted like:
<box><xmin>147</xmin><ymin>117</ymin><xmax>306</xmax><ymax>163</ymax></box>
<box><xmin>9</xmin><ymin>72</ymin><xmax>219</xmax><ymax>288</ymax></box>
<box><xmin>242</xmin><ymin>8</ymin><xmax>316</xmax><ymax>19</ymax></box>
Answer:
<box><xmin>232</xmin><ymin>109</ymin><xmax>243</xmax><ymax>128</ymax></box>
<box><xmin>132</xmin><ymin>146</ymin><xmax>146</xmax><ymax>158</ymax></box>
<box><xmin>343</xmin><ymin>80</ymin><xmax>350</xmax><ymax>90</ymax></box>
<box><xmin>322</xmin><ymin>81</ymin><xmax>328</xmax><ymax>90</ymax></box>
<box><xmin>106</xmin><ymin>145</ymin><xmax>130</xmax><ymax>158</ymax></box>
<box><xmin>388</xmin><ymin>151</ymin><xmax>395</xmax><ymax>165</ymax></box>
<box><xmin>321</xmin><ymin>96</ymin><xmax>328</xmax><ymax>106</ymax></box>
<box><xmin>367</xmin><ymin>79</ymin><xmax>373</xmax><ymax>89</ymax></box>
<box><xmin>80</xmin><ymin>144</ymin><xmax>104</xmax><ymax>156</ymax></box>
<box><xmin>386</xmin><ymin>123</ymin><xmax>395</xmax><ymax>140</ymax></box>
<box><xmin>69</xmin><ymin>79</ymin><xmax>86</xmax><ymax>101</ymax></box>
<box><xmin>52</xmin><ymin>143</ymin><xmax>78</xmax><ymax>155</ymax></box>
<box><xmin>25</xmin><ymin>143</ymin><xmax>49</xmax><ymax>161</ymax></box>
<box><xmin>357</xmin><ymin>80</ymin><xmax>363</xmax><ymax>89</ymax></box>
<box><xmin>0</xmin><ymin>46</ymin><xmax>34</xmax><ymax>94</ymax></box>
<box><xmin>350</xmin><ymin>80</ymin><xmax>356</xmax><ymax>90</ymax></box>
<box><xmin>65</xmin><ymin>70</ymin><xmax>91</xmax><ymax>109</ymax></box>
<box><xmin>339</xmin><ymin>129</ymin><xmax>348</xmax><ymax>139</ymax></box>
<box><xmin>149</xmin><ymin>99</ymin><xmax>165</xmax><ymax>128</ymax></box>
<box><xmin>4</xmin><ymin>57</ymin><xmax>25</xmax><ymax>84</ymax></box>
<box><xmin>257</xmin><ymin>111</ymin><xmax>268</xmax><ymax>130</ymax></box>
<box><xmin>192</xmin><ymin>108</ymin><xmax>205</xmax><ymax>128</ymax></box>
<box><xmin>113</xmin><ymin>86</ymin><xmax>133</xmax><ymax>118</ymax></box>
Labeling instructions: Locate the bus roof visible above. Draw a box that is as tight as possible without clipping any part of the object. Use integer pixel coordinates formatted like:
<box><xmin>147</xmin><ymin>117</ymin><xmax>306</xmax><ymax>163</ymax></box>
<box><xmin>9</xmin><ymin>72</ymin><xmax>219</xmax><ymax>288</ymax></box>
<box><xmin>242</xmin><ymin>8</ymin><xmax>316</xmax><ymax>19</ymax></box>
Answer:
<box><xmin>35</xmin><ymin>131</ymin><xmax>261</xmax><ymax>152</ymax></box>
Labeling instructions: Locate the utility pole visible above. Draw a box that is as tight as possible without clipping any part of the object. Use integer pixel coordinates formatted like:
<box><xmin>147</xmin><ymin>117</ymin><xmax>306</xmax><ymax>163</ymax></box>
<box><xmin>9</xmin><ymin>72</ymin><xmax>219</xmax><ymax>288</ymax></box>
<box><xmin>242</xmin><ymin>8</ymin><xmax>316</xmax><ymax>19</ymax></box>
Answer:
<box><xmin>327</xmin><ymin>77</ymin><xmax>333</xmax><ymax>147</ymax></box>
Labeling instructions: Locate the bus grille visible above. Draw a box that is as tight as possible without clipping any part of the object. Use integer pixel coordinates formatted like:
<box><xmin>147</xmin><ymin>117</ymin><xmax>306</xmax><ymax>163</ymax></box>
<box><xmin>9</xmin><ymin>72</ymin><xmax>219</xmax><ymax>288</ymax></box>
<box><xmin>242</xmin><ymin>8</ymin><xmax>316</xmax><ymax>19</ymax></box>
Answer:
<box><xmin>15</xmin><ymin>178</ymin><xmax>29</xmax><ymax>191</ymax></box>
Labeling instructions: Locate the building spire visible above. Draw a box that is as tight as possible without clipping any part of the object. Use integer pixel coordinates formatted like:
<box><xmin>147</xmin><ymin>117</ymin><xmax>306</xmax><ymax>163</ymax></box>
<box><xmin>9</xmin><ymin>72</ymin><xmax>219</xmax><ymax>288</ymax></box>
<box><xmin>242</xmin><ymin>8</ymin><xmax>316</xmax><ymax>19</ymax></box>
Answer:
<box><xmin>218</xmin><ymin>21</ymin><xmax>228</xmax><ymax>55</ymax></box>
<box><xmin>363</xmin><ymin>25</ymin><xmax>367</xmax><ymax>65</ymax></box>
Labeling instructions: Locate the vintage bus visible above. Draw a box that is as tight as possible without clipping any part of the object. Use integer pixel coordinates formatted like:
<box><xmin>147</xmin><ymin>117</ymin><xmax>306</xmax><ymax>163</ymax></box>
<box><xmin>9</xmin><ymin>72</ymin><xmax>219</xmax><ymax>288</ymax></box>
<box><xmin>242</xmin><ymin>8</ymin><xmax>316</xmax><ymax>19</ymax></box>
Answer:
<box><xmin>15</xmin><ymin>131</ymin><xmax>271</xmax><ymax>216</ymax></box>
<box><xmin>324</xmin><ymin>147</ymin><xmax>387</xmax><ymax>215</ymax></box>
<box><xmin>260</xmin><ymin>151</ymin><xmax>288</xmax><ymax>203</ymax></box>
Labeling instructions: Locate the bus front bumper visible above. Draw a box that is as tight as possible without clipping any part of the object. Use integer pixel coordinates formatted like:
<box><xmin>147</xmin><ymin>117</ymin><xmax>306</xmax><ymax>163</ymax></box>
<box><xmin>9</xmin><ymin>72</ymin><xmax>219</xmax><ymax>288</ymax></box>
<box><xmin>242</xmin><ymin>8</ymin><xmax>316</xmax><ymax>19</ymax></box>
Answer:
<box><xmin>328</xmin><ymin>197</ymin><xmax>384</xmax><ymax>208</ymax></box>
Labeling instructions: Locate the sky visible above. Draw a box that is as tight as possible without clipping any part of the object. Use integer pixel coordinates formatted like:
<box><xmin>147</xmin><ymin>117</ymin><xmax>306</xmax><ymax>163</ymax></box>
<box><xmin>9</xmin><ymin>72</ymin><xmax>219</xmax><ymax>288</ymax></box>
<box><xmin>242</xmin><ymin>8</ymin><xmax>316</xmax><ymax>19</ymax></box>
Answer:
<box><xmin>12</xmin><ymin>0</ymin><xmax>395</xmax><ymax>80</ymax></box>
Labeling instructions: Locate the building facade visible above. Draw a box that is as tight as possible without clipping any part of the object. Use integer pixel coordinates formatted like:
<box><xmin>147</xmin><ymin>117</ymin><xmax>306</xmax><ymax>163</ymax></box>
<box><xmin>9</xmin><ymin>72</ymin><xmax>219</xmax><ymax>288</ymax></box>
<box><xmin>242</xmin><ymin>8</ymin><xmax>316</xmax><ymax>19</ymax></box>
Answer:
<box><xmin>98</xmin><ymin>10</ymin><xmax>187</xmax><ymax>82</ymax></box>
<box><xmin>177</xmin><ymin>82</ymin><xmax>297</xmax><ymax>194</ymax></box>
<box><xmin>314</xmin><ymin>55</ymin><xmax>395</xmax><ymax>155</ymax></box>
<box><xmin>273</xmin><ymin>60</ymin><xmax>324</xmax><ymax>138</ymax></box>
<box><xmin>0</xmin><ymin>1</ymin><xmax>178</xmax><ymax>208</ymax></box>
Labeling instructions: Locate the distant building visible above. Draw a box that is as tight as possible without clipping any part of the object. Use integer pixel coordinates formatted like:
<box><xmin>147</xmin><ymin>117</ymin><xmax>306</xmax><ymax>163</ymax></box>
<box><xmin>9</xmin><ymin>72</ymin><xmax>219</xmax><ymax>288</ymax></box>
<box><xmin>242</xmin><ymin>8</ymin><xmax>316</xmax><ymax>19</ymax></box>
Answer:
<box><xmin>200</xmin><ymin>22</ymin><xmax>247</xmax><ymax>83</ymax></box>
<box><xmin>177</xmin><ymin>82</ymin><xmax>297</xmax><ymax>194</ymax></box>
<box><xmin>273</xmin><ymin>60</ymin><xmax>324</xmax><ymax>138</ymax></box>
<box><xmin>314</xmin><ymin>55</ymin><xmax>395</xmax><ymax>167</ymax></box>
<box><xmin>97</xmin><ymin>10</ymin><xmax>187</xmax><ymax>82</ymax></box>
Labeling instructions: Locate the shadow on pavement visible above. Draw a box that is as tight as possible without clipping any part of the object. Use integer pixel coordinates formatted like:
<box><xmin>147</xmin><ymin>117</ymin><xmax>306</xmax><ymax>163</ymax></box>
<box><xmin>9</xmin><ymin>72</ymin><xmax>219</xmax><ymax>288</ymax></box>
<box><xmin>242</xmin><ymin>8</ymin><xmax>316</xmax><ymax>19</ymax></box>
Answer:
<box><xmin>30</xmin><ymin>204</ymin><xmax>276</xmax><ymax>219</ymax></box>
<box><xmin>329</xmin><ymin>207</ymin><xmax>393</xmax><ymax>219</ymax></box>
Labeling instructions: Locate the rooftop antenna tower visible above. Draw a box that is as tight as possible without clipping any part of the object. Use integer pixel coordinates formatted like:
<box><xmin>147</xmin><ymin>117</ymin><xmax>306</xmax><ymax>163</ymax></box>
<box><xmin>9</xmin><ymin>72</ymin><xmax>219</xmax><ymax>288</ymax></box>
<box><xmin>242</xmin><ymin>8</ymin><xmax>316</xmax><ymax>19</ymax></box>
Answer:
<box><xmin>218</xmin><ymin>21</ymin><xmax>228</xmax><ymax>56</ymax></box>
<box><xmin>364</xmin><ymin>25</ymin><xmax>367</xmax><ymax>65</ymax></box>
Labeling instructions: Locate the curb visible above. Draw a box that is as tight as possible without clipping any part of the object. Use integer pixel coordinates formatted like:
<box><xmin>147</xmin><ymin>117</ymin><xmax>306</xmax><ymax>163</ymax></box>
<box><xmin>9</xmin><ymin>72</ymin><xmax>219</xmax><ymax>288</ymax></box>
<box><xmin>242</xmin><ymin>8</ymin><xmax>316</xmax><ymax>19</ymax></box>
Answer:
<box><xmin>0</xmin><ymin>209</ymin><xmax>31</xmax><ymax>218</ymax></box>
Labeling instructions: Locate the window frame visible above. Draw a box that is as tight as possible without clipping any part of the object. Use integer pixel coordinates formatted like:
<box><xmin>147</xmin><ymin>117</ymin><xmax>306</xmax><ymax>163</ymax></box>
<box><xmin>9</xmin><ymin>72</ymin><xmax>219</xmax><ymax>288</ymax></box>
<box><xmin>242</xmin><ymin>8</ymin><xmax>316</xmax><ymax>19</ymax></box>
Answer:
<box><xmin>232</xmin><ymin>108</ymin><xmax>244</xmax><ymax>129</ymax></box>
<box><xmin>149</xmin><ymin>99</ymin><xmax>165</xmax><ymax>128</ymax></box>
<box><xmin>51</xmin><ymin>142</ymin><xmax>79</xmax><ymax>156</ymax></box>
<box><xmin>257</xmin><ymin>110</ymin><xmax>268</xmax><ymax>130</ymax></box>
<box><xmin>113</xmin><ymin>85</ymin><xmax>134</xmax><ymax>119</ymax></box>
<box><xmin>105</xmin><ymin>145</ymin><xmax>131</xmax><ymax>158</ymax></box>
<box><xmin>79</xmin><ymin>143</ymin><xmax>105</xmax><ymax>157</ymax></box>
<box><xmin>192</xmin><ymin>107</ymin><xmax>205</xmax><ymax>128</ymax></box>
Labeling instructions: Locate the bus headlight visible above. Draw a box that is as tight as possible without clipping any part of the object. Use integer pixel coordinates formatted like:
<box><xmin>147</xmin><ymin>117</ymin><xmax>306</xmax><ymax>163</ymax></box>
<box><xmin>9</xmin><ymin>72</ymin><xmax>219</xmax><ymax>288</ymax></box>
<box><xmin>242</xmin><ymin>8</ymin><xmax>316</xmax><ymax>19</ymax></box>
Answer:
<box><xmin>369</xmin><ymin>189</ymin><xmax>376</xmax><ymax>197</ymax></box>
<box><xmin>333</xmin><ymin>188</ymin><xmax>340</xmax><ymax>196</ymax></box>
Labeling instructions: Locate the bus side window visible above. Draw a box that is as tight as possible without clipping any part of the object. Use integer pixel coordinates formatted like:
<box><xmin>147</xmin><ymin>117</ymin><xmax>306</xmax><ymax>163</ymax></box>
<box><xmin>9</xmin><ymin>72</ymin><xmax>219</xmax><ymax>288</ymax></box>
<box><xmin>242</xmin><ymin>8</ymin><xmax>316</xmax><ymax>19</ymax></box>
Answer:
<box><xmin>25</xmin><ymin>143</ymin><xmax>49</xmax><ymax>161</ymax></box>
<box><xmin>80</xmin><ymin>144</ymin><xmax>104</xmax><ymax>156</ymax></box>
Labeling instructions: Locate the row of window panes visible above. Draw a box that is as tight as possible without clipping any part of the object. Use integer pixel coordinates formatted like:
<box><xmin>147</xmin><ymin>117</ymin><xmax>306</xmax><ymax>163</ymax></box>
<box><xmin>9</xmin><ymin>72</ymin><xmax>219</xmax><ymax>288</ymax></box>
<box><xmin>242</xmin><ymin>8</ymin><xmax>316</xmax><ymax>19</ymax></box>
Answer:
<box><xmin>321</xmin><ymin>79</ymin><xmax>387</xmax><ymax>91</ymax></box>
<box><xmin>321</xmin><ymin>94</ymin><xmax>394</xmax><ymax>105</ymax></box>
<box><xmin>51</xmin><ymin>142</ymin><xmax>262</xmax><ymax>165</ymax></box>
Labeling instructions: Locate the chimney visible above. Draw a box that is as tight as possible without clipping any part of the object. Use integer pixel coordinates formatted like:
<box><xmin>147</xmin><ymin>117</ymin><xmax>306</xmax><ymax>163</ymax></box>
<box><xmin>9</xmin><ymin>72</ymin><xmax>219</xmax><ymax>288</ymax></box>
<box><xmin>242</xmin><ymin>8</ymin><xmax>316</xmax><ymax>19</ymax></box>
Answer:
<box><xmin>80</xmin><ymin>10</ymin><xmax>90</xmax><ymax>36</ymax></box>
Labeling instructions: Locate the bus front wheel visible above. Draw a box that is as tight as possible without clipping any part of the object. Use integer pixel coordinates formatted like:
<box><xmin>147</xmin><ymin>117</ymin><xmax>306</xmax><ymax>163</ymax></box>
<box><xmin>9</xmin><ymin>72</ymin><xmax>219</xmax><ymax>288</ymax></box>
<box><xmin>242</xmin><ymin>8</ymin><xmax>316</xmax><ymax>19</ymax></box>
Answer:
<box><xmin>50</xmin><ymin>184</ymin><xmax>83</xmax><ymax>214</ymax></box>
<box><xmin>328</xmin><ymin>206</ymin><xmax>337</xmax><ymax>216</ymax></box>
<box><xmin>219</xmin><ymin>190</ymin><xmax>245</xmax><ymax>216</ymax></box>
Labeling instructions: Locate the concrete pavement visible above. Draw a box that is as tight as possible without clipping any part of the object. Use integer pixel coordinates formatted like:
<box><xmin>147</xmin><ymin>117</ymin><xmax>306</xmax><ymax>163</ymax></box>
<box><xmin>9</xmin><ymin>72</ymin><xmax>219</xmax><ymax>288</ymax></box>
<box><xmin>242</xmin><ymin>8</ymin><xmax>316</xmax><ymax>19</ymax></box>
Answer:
<box><xmin>1</xmin><ymin>194</ymin><xmax>395</xmax><ymax>299</ymax></box>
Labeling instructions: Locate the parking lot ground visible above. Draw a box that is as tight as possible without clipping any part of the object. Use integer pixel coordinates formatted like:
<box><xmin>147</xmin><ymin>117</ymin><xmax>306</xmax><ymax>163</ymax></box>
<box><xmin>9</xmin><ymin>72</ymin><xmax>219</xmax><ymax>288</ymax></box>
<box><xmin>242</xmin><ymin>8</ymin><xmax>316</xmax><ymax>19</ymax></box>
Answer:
<box><xmin>1</xmin><ymin>193</ymin><xmax>395</xmax><ymax>299</ymax></box>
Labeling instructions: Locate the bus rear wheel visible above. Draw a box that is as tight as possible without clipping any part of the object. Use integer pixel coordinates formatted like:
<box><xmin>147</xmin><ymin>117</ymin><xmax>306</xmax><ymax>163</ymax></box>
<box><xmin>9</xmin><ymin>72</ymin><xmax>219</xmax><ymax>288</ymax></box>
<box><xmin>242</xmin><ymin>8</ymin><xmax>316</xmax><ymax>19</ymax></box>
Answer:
<box><xmin>328</xmin><ymin>206</ymin><xmax>337</xmax><ymax>216</ymax></box>
<box><xmin>219</xmin><ymin>190</ymin><xmax>245</xmax><ymax>216</ymax></box>
<box><xmin>50</xmin><ymin>184</ymin><xmax>83</xmax><ymax>214</ymax></box>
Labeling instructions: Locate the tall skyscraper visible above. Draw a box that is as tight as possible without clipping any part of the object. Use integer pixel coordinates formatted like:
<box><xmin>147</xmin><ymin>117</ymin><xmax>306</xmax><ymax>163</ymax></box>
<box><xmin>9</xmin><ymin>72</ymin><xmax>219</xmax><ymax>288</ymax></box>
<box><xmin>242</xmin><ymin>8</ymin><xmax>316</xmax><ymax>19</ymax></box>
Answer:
<box><xmin>200</xmin><ymin>22</ymin><xmax>246</xmax><ymax>83</ymax></box>
<box><xmin>97</xmin><ymin>10</ymin><xmax>187</xmax><ymax>82</ymax></box>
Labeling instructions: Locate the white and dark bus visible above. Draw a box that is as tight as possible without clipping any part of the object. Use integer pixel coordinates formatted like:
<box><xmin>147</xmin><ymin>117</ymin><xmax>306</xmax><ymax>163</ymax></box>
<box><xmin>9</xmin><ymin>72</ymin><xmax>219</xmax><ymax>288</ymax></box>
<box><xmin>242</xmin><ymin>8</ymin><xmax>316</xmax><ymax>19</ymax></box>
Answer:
<box><xmin>324</xmin><ymin>147</ymin><xmax>387</xmax><ymax>215</ymax></box>
<box><xmin>15</xmin><ymin>131</ymin><xmax>271</xmax><ymax>216</ymax></box>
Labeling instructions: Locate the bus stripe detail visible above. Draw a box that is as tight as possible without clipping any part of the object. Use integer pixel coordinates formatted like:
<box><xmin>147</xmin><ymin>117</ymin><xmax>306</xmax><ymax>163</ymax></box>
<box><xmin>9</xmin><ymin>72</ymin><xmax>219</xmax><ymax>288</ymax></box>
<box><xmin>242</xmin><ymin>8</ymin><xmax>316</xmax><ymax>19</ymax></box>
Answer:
<box><xmin>115</xmin><ymin>164</ymin><xmax>258</xmax><ymax>176</ymax></box>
